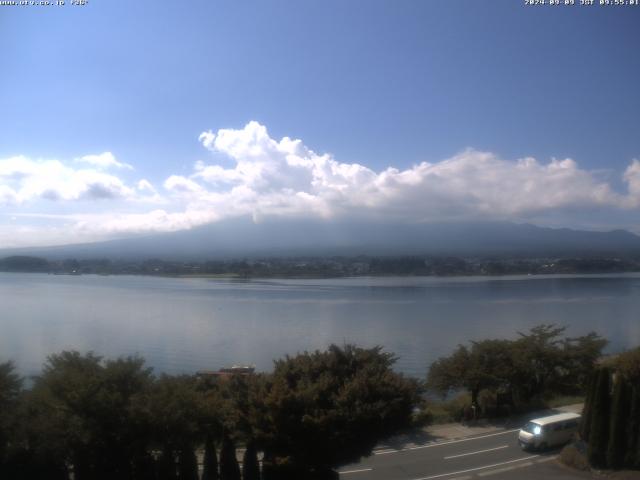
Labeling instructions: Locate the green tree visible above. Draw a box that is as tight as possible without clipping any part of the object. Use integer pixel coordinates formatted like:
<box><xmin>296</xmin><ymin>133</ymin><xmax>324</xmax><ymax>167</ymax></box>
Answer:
<box><xmin>428</xmin><ymin>325</ymin><xmax>607</xmax><ymax>411</ymax></box>
<box><xmin>219</xmin><ymin>434</ymin><xmax>241</xmax><ymax>480</ymax></box>
<box><xmin>242</xmin><ymin>441</ymin><xmax>260</xmax><ymax>480</ymax></box>
<box><xmin>202</xmin><ymin>436</ymin><xmax>219</xmax><ymax>480</ymax></box>
<box><xmin>261</xmin><ymin>344</ymin><xmax>420</xmax><ymax>477</ymax></box>
<box><xmin>511</xmin><ymin>324</ymin><xmax>568</xmax><ymax>402</ymax></box>
<box><xmin>137</xmin><ymin>374</ymin><xmax>205</xmax><ymax>475</ymax></box>
<box><xmin>579</xmin><ymin>371</ymin><xmax>598</xmax><ymax>442</ymax></box>
<box><xmin>10</xmin><ymin>385</ymin><xmax>70</xmax><ymax>480</ymax></box>
<box><xmin>157</xmin><ymin>451</ymin><xmax>178</xmax><ymax>480</ymax></box>
<box><xmin>30</xmin><ymin>351</ymin><xmax>106</xmax><ymax>479</ymax></box>
<box><xmin>607</xmin><ymin>376</ymin><xmax>631</xmax><ymax>468</ymax></box>
<box><xmin>30</xmin><ymin>352</ymin><xmax>154</xmax><ymax>480</ymax></box>
<box><xmin>625</xmin><ymin>386</ymin><xmax>640</xmax><ymax>468</ymax></box>
<box><xmin>613</xmin><ymin>347</ymin><xmax>640</xmax><ymax>383</ymax></box>
<box><xmin>561</xmin><ymin>332</ymin><xmax>608</xmax><ymax>393</ymax></box>
<box><xmin>427</xmin><ymin>340</ymin><xmax>515</xmax><ymax>407</ymax></box>
<box><xmin>0</xmin><ymin>362</ymin><xmax>23</xmax><ymax>478</ymax></box>
<box><xmin>178</xmin><ymin>447</ymin><xmax>199</xmax><ymax>480</ymax></box>
<box><xmin>426</xmin><ymin>345</ymin><xmax>470</xmax><ymax>399</ymax></box>
<box><xmin>132</xmin><ymin>452</ymin><xmax>157</xmax><ymax>480</ymax></box>
<box><xmin>588</xmin><ymin>367</ymin><xmax>611</xmax><ymax>468</ymax></box>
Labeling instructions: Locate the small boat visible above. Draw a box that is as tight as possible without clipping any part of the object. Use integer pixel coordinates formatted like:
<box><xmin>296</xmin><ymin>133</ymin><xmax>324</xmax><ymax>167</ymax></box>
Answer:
<box><xmin>196</xmin><ymin>364</ymin><xmax>256</xmax><ymax>377</ymax></box>
<box><xmin>218</xmin><ymin>364</ymin><xmax>256</xmax><ymax>374</ymax></box>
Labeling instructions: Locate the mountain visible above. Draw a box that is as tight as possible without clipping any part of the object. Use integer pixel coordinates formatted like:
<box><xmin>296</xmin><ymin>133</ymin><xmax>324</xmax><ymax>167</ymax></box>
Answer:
<box><xmin>3</xmin><ymin>218</ymin><xmax>640</xmax><ymax>260</ymax></box>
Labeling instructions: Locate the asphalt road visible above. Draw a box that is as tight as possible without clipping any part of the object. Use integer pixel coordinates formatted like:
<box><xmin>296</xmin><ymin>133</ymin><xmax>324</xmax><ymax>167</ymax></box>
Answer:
<box><xmin>338</xmin><ymin>429</ymin><xmax>583</xmax><ymax>480</ymax></box>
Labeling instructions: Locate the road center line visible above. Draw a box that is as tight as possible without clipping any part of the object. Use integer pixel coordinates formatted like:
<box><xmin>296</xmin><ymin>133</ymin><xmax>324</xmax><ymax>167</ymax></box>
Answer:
<box><xmin>410</xmin><ymin>455</ymin><xmax>540</xmax><ymax>480</ymax></box>
<box><xmin>374</xmin><ymin>429</ymin><xmax>520</xmax><ymax>455</ymax></box>
<box><xmin>444</xmin><ymin>445</ymin><xmax>508</xmax><ymax>460</ymax></box>
<box><xmin>339</xmin><ymin>467</ymin><xmax>373</xmax><ymax>475</ymax></box>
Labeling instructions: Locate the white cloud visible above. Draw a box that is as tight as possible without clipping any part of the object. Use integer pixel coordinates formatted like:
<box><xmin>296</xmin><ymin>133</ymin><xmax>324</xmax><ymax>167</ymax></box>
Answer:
<box><xmin>180</xmin><ymin>121</ymin><xmax>635</xmax><ymax>226</ymax></box>
<box><xmin>622</xmin><ymin>159</ymin><xmax>640</xmax><ymax>208</ymax></box>
<box><xmin>164</xmin><ymin>175</ymin><xmax>205</xmax><ymax>195</ymax></box>
<box><xmin>76</xmin><ymin>152</ymin><xmax>133</xmax><ymax>170</ymax></box>
<box><xmin>3</xmin><ymin>121</ymin><xmax>640</xmax><ymax>247</ymax></box>
<box><xmin>72</xmin><ymin>209</ymin><xmax>220</xmax><ymax>236</ymax></box>
<box><xmin>198</xmin><ymin>130</ymin><xmax>216</xmax><ymax>151</ymax></box>
<box><xmin>0</xmin><ymin>155</ymin><xmax>139</xmax><ymax>204</ymax></box>
<box><xmin>137</xmin><ymin>179</ymin><xmax>156</xmax><ymax>193</ymax></box>
<box><xmin>0</xmin><ymin>185</ymin><xmax>18</xmax><ymax>204</ymax></box>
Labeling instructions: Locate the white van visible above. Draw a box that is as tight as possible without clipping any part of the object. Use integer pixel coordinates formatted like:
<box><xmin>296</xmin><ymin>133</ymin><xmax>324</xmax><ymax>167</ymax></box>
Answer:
<box><xmin>518</xmin><ymin>412</ymin><xmax>581</xmax><ymax>451</ymax></box>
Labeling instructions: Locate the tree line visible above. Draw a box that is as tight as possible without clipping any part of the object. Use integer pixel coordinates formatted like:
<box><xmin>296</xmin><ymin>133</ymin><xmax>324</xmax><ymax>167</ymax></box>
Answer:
<box><xmin>0</xmin><ymin>345</ymin><xmax>421</xmax><ymax>480</ymax></box>
<box><xmin>426</xmin><ymin>324</ymin><xmax>607</xmax><ymax>415</ymax></box>
<box><xmin>3</xmin><ymin>255</ymin><xmax>640</xmax><ymax>277</ymax></box>
<box><xmin>0</xmin><ymin>325</ymin><xmax>622</xmax><ymax>478</ymax></box>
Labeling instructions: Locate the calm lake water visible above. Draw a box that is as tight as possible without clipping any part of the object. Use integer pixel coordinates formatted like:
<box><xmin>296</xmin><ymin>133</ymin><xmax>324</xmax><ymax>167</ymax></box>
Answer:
<box><xmin>1</xmin><ymin>272</ymin><xmax>640</xmax><ymax>378</ymax></box>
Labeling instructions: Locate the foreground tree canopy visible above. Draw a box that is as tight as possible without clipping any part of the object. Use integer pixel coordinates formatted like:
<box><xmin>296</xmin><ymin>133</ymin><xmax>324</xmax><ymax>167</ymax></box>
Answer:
<box><xmin>0</xmin><ymin>344</ymin><xmax>420</xmax><ymax>480</ymax></box>
<box><xmin>257</xmin><ymin>345</ymin><xmax>421</xmax><ymax>476</ymax></box>
<box><xmin>426</xmin><ymin>324</ymin><xmax>607</xmax><ymax>410</ymax></box>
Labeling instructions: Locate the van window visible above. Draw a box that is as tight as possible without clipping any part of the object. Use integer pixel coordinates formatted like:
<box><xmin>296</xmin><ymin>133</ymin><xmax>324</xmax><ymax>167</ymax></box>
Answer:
<box><xmin>522</xmin><ymin>422</ymin><xmax>541</xmax><ymax>434</ymax></box>
<box><xmin>553</xmin><ymin>423</ymin><xmax>563</xmax><ymax>432</ymax></box>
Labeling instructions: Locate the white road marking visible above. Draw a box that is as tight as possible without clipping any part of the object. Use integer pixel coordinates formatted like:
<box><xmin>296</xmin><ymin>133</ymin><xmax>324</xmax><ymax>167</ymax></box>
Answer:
<box><xmin>477</xmin><ymin>460</ymin><xmax>534</xmax><ymax>476</ymax></box>
<box><xmin>444</xmin><ymin>445</ymin><xmax>508</xmax><ymax>460</ymax></box>
<box><xmin>339</xmin><ymin>467</ymin><xmax>373</xmax><ymax>475</ymax></box>
<box><xmin>536</xmin><ymin>456</ymin><xmax>557</xmax><ymax>463</ymax></box>
<box><xmin>410</xmin><ymin>455</ymin><xmax>540</xmax><ymax>480</ymax></box>
<box><xmin>477</xmin><ymin>466</ymin><xmax>516</xmax><ymax>476</ymax></box>
<box><xmin>374</xmin><ymin>429</ymin><xmax>520</xmax><ymax>455</ymax></box>
<box><xmin>374</xmin><ymin>449</ymin><xmax>397</xmax><ymax>455</ymax></box>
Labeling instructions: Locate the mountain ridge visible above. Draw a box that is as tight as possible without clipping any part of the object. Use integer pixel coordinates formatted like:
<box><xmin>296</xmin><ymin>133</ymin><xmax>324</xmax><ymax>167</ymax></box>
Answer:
<box><xmin>2</xmin><ymin>218</ymin><xmax>640</xmax><ymax>260</ymax></box>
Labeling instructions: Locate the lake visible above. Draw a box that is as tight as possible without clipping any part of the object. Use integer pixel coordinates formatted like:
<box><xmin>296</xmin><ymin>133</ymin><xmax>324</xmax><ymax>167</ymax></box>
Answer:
<box><xmin>1</xmin><ymin>272</ymin><xmax>639</xmax><ymax>378</ymax></box>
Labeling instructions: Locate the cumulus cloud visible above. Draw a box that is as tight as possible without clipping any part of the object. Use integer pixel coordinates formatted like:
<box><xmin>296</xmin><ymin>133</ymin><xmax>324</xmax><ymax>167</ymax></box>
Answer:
<box><xmin>0</xmin><ymin>155</ymin><xmax>139</xmax><ymax>204</ymax></box>
<box><xmin>622</xmin><ymin>159</ymin><xmax>640</xmax><ymax>207</ymax></box>
<box><xmin>76</xmin><ymin>152</ymin><xmax>133</xmax><ymax>170</ymax></box>
<box><xmin>177</xmin><ymin>121</ymin><xmax>637</xmax><ymax>227</ymax></box>
<box><xmin>137</xmin><ymin>179</ymin><xmax>156</xmax><ymax>192</ymax></box>
<box><xmin>3</xmin><ymin>121</ymin><xmax>640</xmax><ymax>247</ymax></box>
<box><xmin>0</xmin><ymin>153</ymin><xmax>166</xmax><ymax>212</ymax></box>
<box><xmin>164</xmin><ymin>175</ymin><xmax>205</xmax><ymax>195</ymax></box>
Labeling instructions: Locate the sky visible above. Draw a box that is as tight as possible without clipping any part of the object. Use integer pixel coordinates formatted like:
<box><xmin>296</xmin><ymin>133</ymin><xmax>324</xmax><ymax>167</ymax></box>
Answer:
<box><xmin>1</xmin><ymin>0</ymin><xmax>639</xmax><ymax>247</ymax></box>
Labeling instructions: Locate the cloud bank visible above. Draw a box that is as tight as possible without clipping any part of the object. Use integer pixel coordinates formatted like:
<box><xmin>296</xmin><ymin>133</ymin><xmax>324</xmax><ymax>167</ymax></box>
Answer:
<box><xmin>2</xmin><ymin>121</ymin><xmax>640</xmax><ymax>247</ymax></box>
<box><xmin>0</xmin><ymin>155</ymin><xmax>140</xmax><ymax>203</ymax></box>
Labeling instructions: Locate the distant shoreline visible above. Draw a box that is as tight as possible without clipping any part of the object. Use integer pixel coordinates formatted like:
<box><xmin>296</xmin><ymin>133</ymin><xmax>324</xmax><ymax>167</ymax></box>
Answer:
<box><xmin>2</xmin><ymin>254</ymin><xmax>640</xmax><ymax>278</ymax></box>
<box><xmin>3</xmin><ymin>270</ymin><xmax>640</xmax><ymax>282</ymax></box>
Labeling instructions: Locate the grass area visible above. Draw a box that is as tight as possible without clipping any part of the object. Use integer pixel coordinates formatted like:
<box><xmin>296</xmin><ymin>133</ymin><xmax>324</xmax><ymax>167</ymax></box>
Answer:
<box><xmin>425</xmin><ymin>393</ymin><xmax>471</xmax><ymax>425</ymax></box>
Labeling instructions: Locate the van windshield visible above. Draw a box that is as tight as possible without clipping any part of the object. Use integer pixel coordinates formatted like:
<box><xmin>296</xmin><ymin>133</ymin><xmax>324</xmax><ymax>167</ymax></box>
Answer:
<box><xmin>522</xmin><ymin>422</ymin><xmax>541</xmax><ymax>434</ymax></box>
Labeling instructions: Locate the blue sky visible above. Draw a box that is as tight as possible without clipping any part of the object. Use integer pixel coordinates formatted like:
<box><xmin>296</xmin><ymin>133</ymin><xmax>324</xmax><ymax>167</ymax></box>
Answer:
<box><xmin>1</xmin><ymin>0</ymin><xmax>640</xmax><ymax>247</ymax></box>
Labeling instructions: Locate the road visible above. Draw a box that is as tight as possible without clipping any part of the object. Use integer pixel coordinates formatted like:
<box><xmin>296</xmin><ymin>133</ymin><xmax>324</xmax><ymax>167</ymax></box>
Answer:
<box><xmin>338</xmin><ymin>428</ymin><xmax>585</xmax><ymax>480</ymax></box>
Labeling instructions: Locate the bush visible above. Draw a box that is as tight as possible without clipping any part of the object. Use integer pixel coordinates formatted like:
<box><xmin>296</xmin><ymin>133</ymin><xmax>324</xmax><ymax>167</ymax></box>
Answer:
<box><xmin>559</xmin><ymin>442</ymin><xmax>590</xmax><ymax>471</ymax></box>
<box><xmin>427</xmin><ymin>393</ymin><xmax>470</xmax><ymax>424</ymax></box>
<box><xmin>411</xmin><ymin>408</ymin><xmax>434</xmax><ymax>428</ymax></box>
